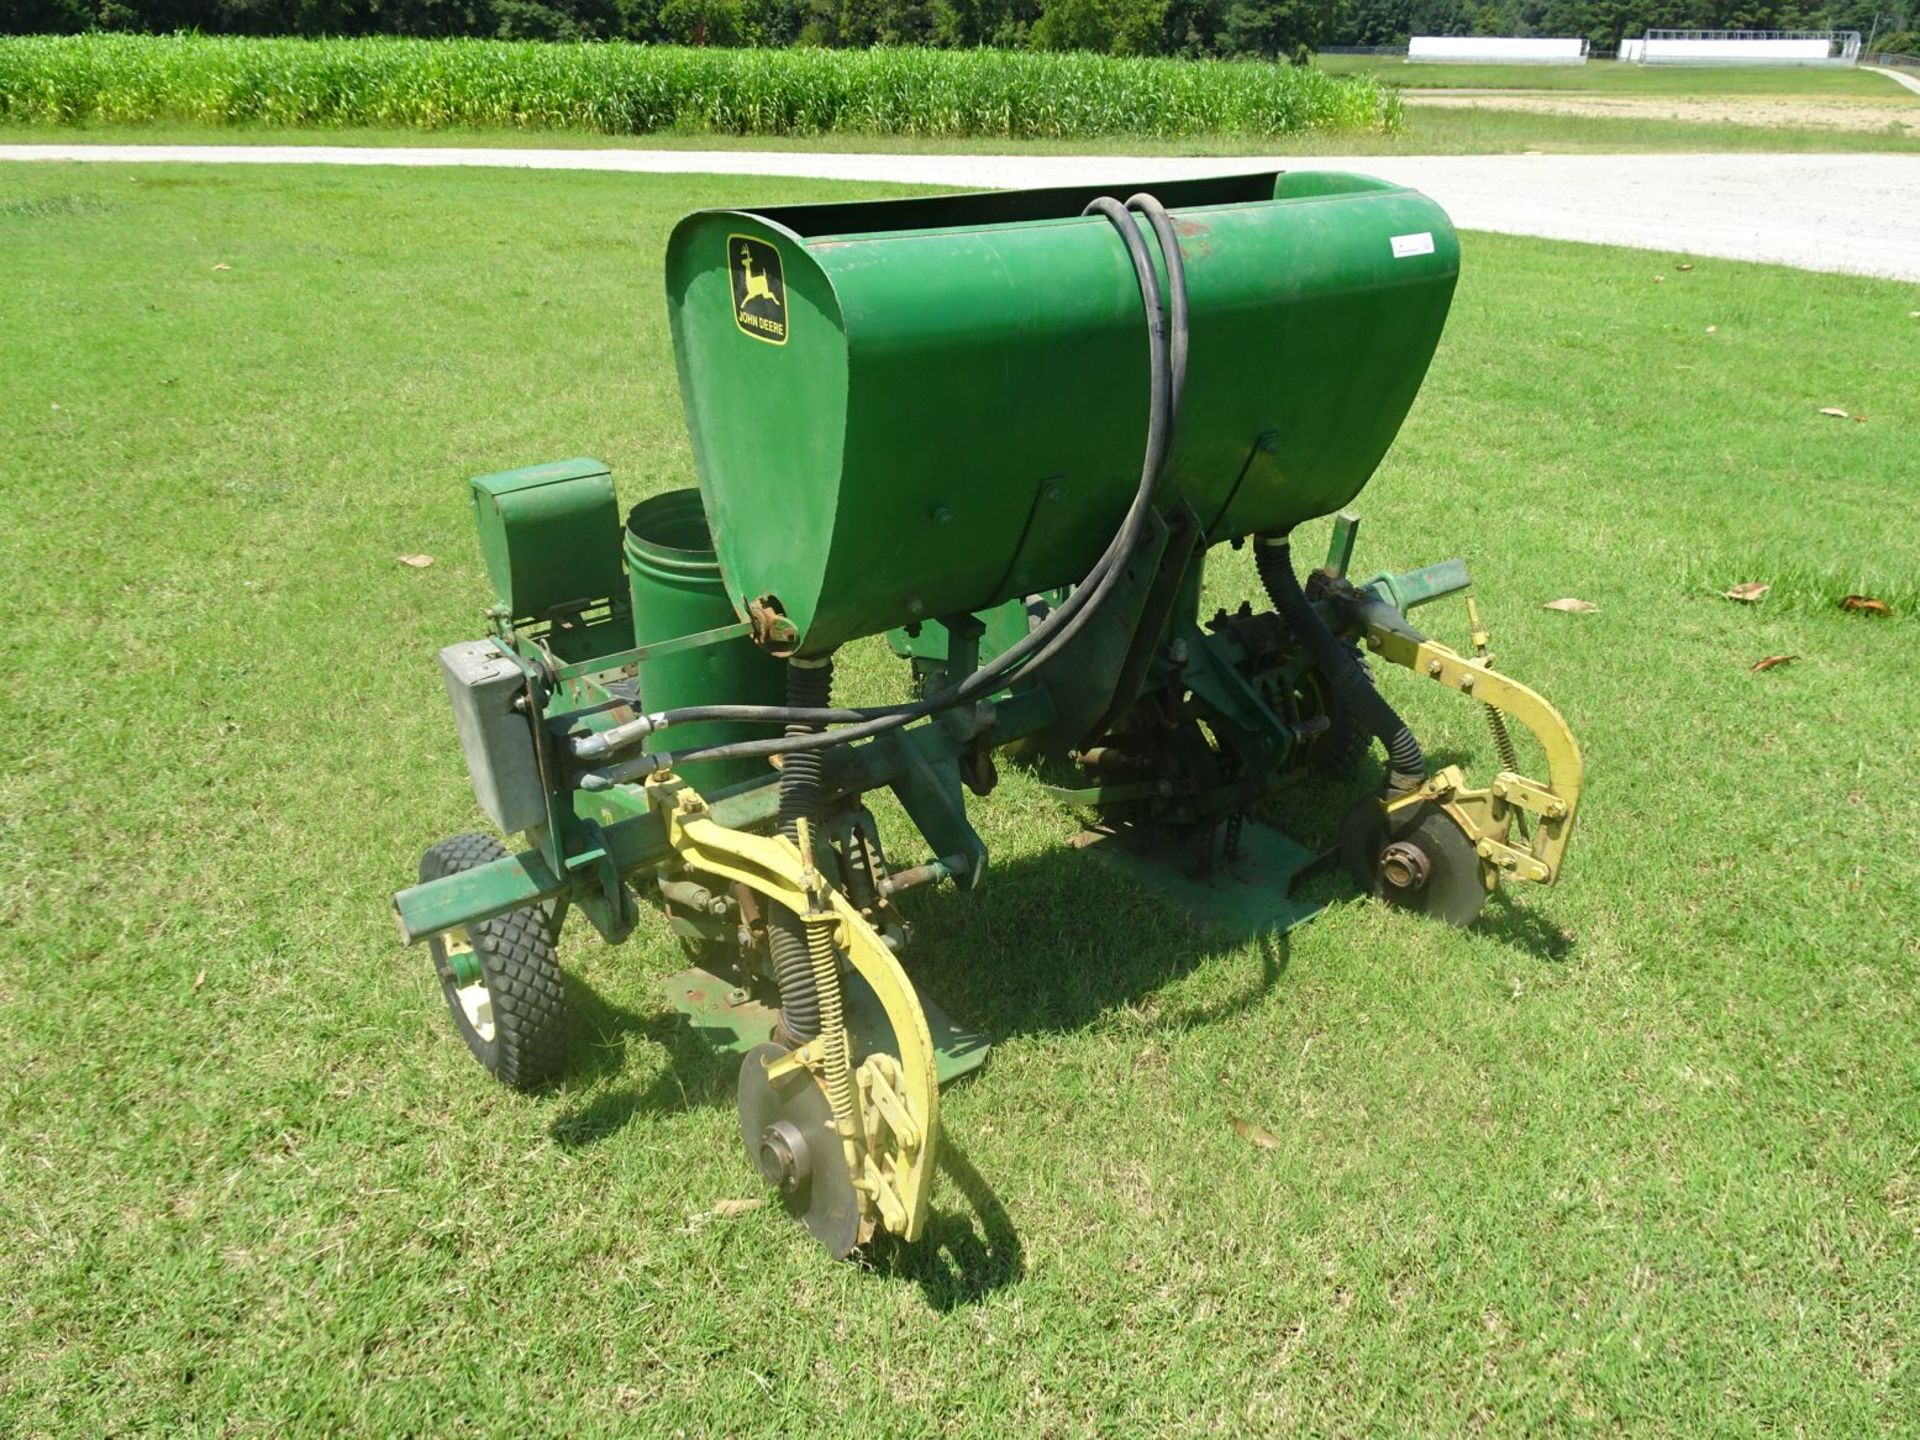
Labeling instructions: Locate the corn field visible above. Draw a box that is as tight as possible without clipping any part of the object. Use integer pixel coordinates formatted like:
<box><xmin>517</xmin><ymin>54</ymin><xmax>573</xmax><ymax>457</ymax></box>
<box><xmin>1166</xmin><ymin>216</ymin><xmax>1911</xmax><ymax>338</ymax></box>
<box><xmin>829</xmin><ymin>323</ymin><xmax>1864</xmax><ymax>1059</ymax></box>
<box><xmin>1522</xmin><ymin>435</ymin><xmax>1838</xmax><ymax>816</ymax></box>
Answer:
<box><xmin>0</xmin><ymin>34</ymin><xmax>1399</xmax><ymax>139</ymax></box>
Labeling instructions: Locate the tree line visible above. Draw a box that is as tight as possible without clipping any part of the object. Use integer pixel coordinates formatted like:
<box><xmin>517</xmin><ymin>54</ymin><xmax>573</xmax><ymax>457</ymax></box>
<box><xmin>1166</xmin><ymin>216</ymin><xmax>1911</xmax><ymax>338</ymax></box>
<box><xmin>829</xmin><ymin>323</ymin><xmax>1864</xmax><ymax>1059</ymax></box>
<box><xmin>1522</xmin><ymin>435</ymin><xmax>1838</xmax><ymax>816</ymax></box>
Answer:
<box><xmin>5</xmin><ymin>0</ymin><xmax>1911</xmax><ymax>63</ymax></box>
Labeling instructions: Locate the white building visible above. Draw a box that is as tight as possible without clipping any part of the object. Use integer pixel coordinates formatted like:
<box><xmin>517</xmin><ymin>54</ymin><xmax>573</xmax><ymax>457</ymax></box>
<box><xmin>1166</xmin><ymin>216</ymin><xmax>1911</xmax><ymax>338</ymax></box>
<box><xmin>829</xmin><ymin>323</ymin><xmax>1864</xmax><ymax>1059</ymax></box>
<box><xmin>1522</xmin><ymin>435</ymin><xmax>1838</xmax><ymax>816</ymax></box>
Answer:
<box><xmin>1638</xmin><ymin>30</ymin><xmax>1862</xmax><ymax>65</ymax></box>
<box><xmin>1408</xmin><ymin>36</ymin><xmax>1590</xmax><ymax>64</ymax></box>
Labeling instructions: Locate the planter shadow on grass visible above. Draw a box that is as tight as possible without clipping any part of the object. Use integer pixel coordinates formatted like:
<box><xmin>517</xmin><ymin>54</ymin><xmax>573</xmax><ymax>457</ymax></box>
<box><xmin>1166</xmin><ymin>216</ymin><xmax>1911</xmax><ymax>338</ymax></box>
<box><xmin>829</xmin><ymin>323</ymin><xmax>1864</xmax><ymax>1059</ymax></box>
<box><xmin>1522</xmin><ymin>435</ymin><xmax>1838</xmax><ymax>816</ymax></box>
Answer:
<box><xmin>546</xmin><ymin>837</ymin><xmax>1306</xmax><ymax>1154</ymax></box>
<box><xmin>865</xmin><ymin>1138</ymin><xmax>1025</xmax><ymax>1310</ymax></box>
<box><xmin>546</xmin><ymin>978</ymin><xmax>739</xmax><ymax>1145</ymax></box>
<box><xmin>542</xmin><ymin>762</ymin><xmax>1580</xmax><ymax>1149</ymax></box>
<box><xmin>899</xmin><ymin>844</ymin><xmax>1296</xmax><ymax>1048</ymax></box>
<box><xmin>533</xmin><ymin>795</ymin><xmax>1567</xmax><ymax>1297</ymax></box>
<box><xmin>539</xmin><ymin>845</ymin><xmax>1296</xmax><ymax>1273</ymax></box>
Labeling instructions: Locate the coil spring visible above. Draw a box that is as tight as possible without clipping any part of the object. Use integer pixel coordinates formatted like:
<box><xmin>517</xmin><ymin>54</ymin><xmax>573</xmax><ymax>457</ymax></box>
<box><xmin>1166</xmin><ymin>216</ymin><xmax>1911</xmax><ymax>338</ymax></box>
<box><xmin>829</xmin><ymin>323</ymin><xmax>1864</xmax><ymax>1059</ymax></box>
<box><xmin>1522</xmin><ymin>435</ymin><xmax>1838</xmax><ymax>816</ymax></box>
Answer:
<box><xmin>1467</xmin><ymin>598</ymin><xmax>1528</xmax><ymax>838</ymax></box>
<box><xmin>804</xmin><ymin>897</ymin><xmax>856</xmax><ymax>1129</ymax></box>
<box><xmin>1485</xmin><ymin>705</ymin><xmax>1520</xmax><ymax>775</ymax></box>
<box><xmin>769</xmin><ymin>658</ymin><xmax>834</xmax><ymax>1043</ymax></box>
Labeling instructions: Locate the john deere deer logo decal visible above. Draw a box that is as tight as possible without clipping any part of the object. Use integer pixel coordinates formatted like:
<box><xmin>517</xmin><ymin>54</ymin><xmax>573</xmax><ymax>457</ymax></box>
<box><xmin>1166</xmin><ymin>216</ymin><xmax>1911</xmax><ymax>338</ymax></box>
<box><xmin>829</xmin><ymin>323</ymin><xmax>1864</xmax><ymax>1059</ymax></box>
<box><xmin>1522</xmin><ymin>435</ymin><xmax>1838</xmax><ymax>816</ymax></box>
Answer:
<box><xmin>729</xmin><ymin>235</ymin><xmax>788</xmax><ymax>345</ymax></box>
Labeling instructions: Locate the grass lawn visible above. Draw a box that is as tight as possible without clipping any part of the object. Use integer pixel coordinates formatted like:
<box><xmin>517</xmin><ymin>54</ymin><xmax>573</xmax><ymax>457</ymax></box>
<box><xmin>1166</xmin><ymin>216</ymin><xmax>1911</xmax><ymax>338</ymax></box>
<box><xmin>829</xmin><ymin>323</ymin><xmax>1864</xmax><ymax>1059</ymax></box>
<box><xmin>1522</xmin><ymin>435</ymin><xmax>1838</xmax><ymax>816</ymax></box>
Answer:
<box><xmin>6</xmin><ymin>101</ymin><xmax>1920</xmax><ymax>153</ymax></box>
<box><xmin>1315</xmin><ymin>55</ymin><xmax>1913</xmax><ymax>96</ymax></box>
<box><xmin>2</xmin><ymin>161</ymin><xmax>1918</xmax><ymax>1435</ymax></box>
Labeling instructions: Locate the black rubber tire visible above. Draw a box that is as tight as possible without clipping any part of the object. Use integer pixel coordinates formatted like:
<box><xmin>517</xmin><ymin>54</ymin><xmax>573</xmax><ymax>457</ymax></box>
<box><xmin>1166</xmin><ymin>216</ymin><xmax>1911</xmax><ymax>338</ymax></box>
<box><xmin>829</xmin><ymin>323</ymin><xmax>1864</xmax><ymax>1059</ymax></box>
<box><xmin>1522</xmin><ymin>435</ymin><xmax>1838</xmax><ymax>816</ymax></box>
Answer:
<box><xmin>420</xmin><ymin>833</ymin><xmax>570</xmax><ymax>1090</ymax></box>
<box><xmin>1301</xmin><ymin>644</ymin><xmax>1375</xmax><ymax>778</ymax></box>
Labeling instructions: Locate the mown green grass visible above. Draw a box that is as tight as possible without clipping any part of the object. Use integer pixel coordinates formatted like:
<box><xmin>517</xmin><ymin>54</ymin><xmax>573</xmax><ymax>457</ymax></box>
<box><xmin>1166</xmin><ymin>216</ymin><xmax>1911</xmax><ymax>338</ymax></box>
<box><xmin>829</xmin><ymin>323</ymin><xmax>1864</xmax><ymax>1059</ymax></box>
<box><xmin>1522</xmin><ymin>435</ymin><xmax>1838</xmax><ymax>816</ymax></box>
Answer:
<box><xmin>0</xmin><ymin>33</ymin><xmax>1395</xmax><ymax>139</ymax></box>
<box><xmin>1316</xmin><ymin>53</ymin><xmax>1913</xmax><ymax>96</ymax></box>
<box><xmin>2</xmin><ymin>162</ymin><xmax>1918</xmax><ymax>1435</ymax></box>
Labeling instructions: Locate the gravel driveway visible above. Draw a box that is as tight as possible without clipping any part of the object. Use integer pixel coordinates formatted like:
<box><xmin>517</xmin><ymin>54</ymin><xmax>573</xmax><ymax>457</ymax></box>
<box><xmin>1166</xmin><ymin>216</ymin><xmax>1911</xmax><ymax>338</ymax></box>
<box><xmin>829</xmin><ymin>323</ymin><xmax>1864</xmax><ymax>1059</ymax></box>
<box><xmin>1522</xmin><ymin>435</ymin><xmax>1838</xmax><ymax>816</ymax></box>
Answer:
<box><xmin>4</xmin><ymin>144</ymin><xmax>1917</xmax><ymax>281</ymax></box>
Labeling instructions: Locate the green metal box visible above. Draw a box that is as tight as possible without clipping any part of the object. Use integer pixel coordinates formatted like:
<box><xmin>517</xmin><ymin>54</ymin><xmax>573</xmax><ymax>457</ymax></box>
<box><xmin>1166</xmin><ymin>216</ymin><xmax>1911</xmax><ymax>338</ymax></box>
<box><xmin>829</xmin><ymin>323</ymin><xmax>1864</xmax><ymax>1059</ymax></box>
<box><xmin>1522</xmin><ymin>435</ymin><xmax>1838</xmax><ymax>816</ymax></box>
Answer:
<box><xmin>470</xmin><ymin>458</ymin><xmax>625</xmax><ymax>623</ymax></box>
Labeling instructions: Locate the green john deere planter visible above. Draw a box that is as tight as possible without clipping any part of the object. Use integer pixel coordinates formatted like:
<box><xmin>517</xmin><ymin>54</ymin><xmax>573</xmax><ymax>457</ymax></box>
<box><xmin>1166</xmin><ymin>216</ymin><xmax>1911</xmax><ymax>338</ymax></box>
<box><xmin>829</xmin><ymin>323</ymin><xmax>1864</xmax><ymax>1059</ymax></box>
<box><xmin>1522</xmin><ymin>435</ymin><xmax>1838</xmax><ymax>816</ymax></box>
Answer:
<box><xmin>395</xmin><ymin>171</ymin><xmax>1585</xmax><ymax>1258</ymax></box>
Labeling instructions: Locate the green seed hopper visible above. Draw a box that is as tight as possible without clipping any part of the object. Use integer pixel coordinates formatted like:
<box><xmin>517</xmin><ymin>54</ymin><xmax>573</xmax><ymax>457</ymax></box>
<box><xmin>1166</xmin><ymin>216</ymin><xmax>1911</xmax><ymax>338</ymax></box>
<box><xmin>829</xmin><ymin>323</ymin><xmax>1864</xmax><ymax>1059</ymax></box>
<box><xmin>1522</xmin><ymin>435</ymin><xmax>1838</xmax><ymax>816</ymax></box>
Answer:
<box><xmin>394</xmin><ymin>171</ymin><xmax>1585</xmax><ymax>1258</ymax></box>
<box><xmin>668</xmin><ymin>171</ymin><xmax>1456</xmax><ymax>656</ymax></box>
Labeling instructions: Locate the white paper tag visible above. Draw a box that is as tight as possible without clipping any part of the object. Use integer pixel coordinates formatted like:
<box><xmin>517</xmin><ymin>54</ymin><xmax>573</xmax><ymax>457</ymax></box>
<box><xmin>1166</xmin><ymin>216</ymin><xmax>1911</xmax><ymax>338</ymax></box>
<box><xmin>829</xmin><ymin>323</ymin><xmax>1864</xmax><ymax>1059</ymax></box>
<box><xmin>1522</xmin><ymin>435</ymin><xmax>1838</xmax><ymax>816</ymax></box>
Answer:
<box><xmin>1391</xmin><ymin>232</ymin><xmax>1436</xmax><ymax>259</ymax></box>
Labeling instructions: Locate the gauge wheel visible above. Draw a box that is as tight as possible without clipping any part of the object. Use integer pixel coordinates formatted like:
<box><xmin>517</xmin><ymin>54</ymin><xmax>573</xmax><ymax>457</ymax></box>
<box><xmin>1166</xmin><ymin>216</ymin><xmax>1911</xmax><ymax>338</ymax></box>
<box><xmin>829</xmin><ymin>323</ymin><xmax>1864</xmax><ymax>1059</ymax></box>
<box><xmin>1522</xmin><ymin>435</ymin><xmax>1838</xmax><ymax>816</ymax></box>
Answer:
<box><xmin>419</xmin><ymin>833</ymin><xmax>571</xmax><ymax>1090</ymax></box>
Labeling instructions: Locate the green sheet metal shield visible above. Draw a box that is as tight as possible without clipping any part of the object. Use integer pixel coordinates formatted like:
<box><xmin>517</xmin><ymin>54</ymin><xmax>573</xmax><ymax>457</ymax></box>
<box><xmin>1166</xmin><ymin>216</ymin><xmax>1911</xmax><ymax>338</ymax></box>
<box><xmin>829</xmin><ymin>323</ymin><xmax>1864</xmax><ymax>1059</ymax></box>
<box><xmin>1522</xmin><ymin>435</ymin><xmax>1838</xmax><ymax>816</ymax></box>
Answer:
<box><xmin>469</xmin><ymin>458</ymin><xmax>624</xmax><ymax>623</ymax></box>
<box><xmin>665</xmin><ymin>171</ymin><xmax>1459</xmax><ymax>657</ymax></box>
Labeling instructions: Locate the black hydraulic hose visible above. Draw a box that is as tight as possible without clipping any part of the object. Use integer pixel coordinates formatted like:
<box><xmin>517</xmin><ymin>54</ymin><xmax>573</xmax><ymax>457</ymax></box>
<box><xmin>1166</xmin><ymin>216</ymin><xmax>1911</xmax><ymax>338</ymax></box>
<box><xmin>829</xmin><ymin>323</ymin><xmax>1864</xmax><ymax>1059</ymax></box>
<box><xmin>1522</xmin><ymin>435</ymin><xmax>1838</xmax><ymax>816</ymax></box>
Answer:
<box><xmin>1253</xmin><ymin>534</ymin><xmax>1427</xmax><ymax>793</ymax></box>
<box><xmin>577</xmin><ymin>193</ymin><xmax>1189</xmax><ymax>788</ymax></box>
<box><xmin>1125</xmin><ymin>192</ymin><xmax>1187</xmax><ymax>437</ymax></box>
<box><xmin>766</xmin><ymin>657</ymin><xmax>832</xmax><ymax>1044</ymax></box>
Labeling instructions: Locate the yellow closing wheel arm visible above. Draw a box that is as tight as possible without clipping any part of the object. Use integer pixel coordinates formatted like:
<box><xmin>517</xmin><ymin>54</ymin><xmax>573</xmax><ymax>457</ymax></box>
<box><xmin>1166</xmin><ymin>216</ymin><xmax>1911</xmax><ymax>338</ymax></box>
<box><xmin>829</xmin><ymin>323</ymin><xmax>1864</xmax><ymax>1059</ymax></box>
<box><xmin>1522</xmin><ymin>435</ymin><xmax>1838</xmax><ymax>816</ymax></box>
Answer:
<box><xmin>1363</xmin><ymin>620</ymin><xmax>1584</xmax><ymax>890</ymax></box>
<box><xmin>646</xmin><ymin>775</ymin><xmax>939</xmax><ymax>1247</ymax></box>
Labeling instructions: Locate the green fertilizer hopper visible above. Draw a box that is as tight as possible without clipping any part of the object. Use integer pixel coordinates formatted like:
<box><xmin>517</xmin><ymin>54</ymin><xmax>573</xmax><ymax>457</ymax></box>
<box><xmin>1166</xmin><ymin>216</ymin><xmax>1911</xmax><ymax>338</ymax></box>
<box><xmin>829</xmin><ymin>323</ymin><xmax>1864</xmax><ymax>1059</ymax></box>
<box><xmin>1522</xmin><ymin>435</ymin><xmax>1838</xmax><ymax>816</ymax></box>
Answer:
<box><xmin>395</xmin><ymin>171</ymin><xmax>1585</xmax><ymax>1257</ymax></box>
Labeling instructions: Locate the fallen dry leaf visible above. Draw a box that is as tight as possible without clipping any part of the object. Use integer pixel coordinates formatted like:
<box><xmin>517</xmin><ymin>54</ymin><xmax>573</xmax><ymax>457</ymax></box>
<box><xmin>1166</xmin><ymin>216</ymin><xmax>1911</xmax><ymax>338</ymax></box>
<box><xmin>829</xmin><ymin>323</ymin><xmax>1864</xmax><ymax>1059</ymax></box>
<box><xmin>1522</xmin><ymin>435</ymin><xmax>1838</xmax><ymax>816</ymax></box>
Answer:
<box><xmin>1705</xmin><ymin>325</ymin><xmax>1718</xmax><ymax>335</ymax></box>
<box><xmin>1749</xmin><ymin>654</ymin><xmax>1796</xmax><ymax>673</ymax></box>
<box><xmin>1676</xmin><ymin>263</ymin><xmax>1694</xmax><ymax>272</ymax></box>
<box><xmin>397</xmin><ymin>553</ymin><xmax>435</xmax><ymax>568</ymax></box>
<box><xmin>193</xmin><ymin>969</ymin><xmax>207</xmax><ymax>992</ymax></box>
<box><xmin>1842</xmin><ymin>594</ymin><xmax>1893</xmax><ymax>617</ymax></box>
<box><xmin>1653</xmin><ymin>274</ymin><xmax>1665</xmax><ymax>283</ymax></box>
<box><xmin>1543</xmin><ymin>597</ymin><xmax>1598</xmax><ymax>613</ymax></box>
<box><xmin>1723</xmin><ymin>581</ymin><xmax>1770</xmax><ymax>603</ymax></box>
<box><xmin>212</xmin><ymin>263</ymin><xmax>230</xmax><ymax>271</ymax></box>
<box><xmin>713</xmin><ymin>1198</ymin><xmax>765</xmax><ymax>1218</ymax></box>
<box><xmin>1229</xmin><ymin>1115</ymin><xmax>1280</xmax><ymax>1151</ymax></box>
<box><xmin>1818</xmin><ymin>407</ymin><xmax>1850</xmax><ymax>419</ymax></box>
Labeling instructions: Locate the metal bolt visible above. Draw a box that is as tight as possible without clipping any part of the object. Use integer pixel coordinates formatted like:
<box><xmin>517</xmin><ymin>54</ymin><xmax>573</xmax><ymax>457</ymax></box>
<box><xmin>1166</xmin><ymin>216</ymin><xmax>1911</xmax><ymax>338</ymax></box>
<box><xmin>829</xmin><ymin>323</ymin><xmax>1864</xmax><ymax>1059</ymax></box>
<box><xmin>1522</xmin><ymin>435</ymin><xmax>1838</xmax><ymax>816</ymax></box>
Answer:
<box><xmin>727</xmin><ymin>987</ymin><xmax>748</xmax><ymax>1005</ymax></box>
<box><xmin>1043</xmin><ymin>480</ymin><xmax>1064</xmax><ymax>502</ymax></box>
<box><xmin>930</xmin><ymin>504</ymin><xmax>953</xmax><ymax>525</ymax></box>
<box><xmin>1168</xmin><ymin>638</ymin><xmax>1188</xmax><ymax>665</ymax></box>
<box><xmin>1459</xmin><ymin>672</ymin><xmax>1476</xmax><ymax>691</ymax></box>
<box><xmin>1427</xmin><ymin>659</ymin><xmax>1444</xmax><ymax>677</ymax></box>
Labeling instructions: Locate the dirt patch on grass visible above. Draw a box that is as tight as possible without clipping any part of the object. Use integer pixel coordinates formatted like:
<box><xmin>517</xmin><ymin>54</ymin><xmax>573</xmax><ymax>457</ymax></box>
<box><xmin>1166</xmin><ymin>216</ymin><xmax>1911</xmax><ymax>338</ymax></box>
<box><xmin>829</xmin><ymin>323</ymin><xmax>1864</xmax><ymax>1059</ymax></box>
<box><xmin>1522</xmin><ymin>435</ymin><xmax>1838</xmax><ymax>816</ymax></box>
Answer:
<box><xmin>1405</xmin><ymin>91</ymin><xmax>1919</xmax><ymax>133</ymax></box>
